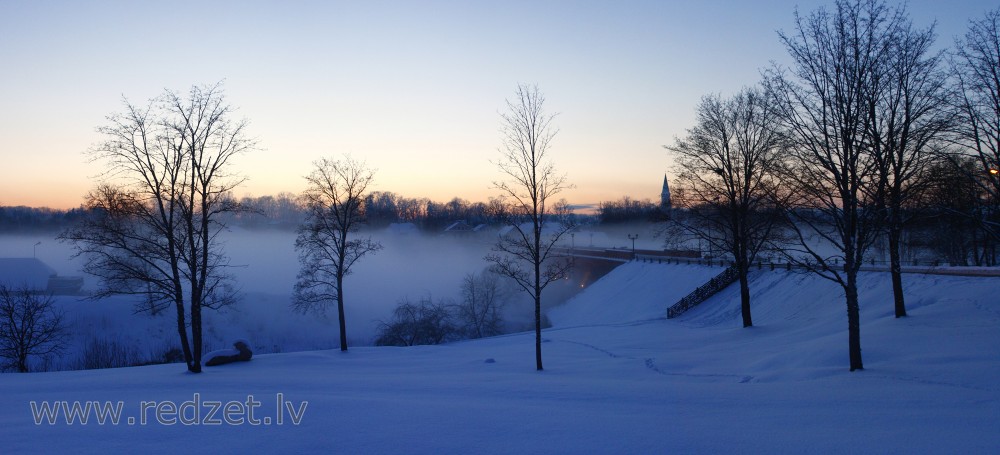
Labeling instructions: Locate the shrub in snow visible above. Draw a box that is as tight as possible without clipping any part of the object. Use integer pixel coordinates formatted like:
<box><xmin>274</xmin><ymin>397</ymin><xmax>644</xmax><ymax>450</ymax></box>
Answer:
<box><xmin>74</xmin><ymin>336</ymin><xmax>145</xmax><ymax>370</ymax></box>
<box><xmin>374</xmin><ymin>297</ymin><xmax>457</xmax><ymax>346</ymax></box>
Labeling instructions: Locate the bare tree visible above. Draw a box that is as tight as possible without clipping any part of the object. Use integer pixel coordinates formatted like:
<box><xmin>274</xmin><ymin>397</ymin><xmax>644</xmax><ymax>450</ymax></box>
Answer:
<box><xmin>453</xmin><ymin>272</ymin><xmax>508</xmax><ymax>339</ymax></box>
<box><xmin>0</xmin><ymin>286</ymin><xmax>67</xmax><ymax>372</ymax></box>
<box><xmin>949</xmin><ymin>8</ymin><xmax>1000</xmax><ymax>237</ymax></box>
<box><xmin>864</xmin><ymin>11</ymin><xmax>951</xmax><ymax>318</ymax></box>
<box><xmin>768</xmin><ymin>0</ymin><xmax>904</xmax><ymax>371</ymax></box>
<box><xmin>486</xmin><ymin>84</ymin><xmax>573</xmax><ymax>371</ymax></box>
<box><xmin>667</xmin><ymin>87</ymin><xmax>787</xmax><ymax>328</ymax></box>
<box><xmin>61</xmin><ymin>83</ymin><xmax>253</xmax><ymax>373</ymax></box>
<box><xmin>293</xmin><ymin>156</ymin><xmax>382</xmax><ymax>352</ymax></box>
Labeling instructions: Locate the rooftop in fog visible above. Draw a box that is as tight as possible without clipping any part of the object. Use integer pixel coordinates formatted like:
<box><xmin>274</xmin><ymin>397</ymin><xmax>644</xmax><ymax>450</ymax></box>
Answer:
<box><xmin>0</xmin><ymin>257</ymin><xmax>56</xmax><ymax>290</ymax></box>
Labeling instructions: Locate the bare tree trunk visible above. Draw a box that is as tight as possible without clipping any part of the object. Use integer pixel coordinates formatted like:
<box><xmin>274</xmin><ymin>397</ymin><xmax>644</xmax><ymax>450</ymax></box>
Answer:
<box><xmin>846</xmin><ymin>270</ymin><xmax>864</xmax><ymax>371</ymax></box>
<box><xmin>174</xmin><ymin>298</ymin><xmax>194</xmax><ymax>372</ymax></box>
<box><xmin>337</xmin><ymin>272</ymin><xmax>348</xmax><ymax>352</ymax></box>
<box><xmin>535</xmin><ymin>228</ymin><xmax>544</xmax><ymax>371</ymax></box>
<box><xmin>738</xmin><ymin>266</ymin><xmax>752</xmax><ymax>328</ymax></box>
<box><xmin>888</xmin><ymin>220</ymin><xmax>907</xmax><ymax>318</ymax></box>
<box><xmin>534</xmin><ymin>289</ymin><xmax>543</xmax><ymax>371</ymax></box>
<box><xmin>191</xmin><ymin>298</ymin><xmax>203</xmax><ymax>373</ymax></box>
<box><xmin>337</xmin><ymin>227</ymin><xmax>350</xmax><ymax>352</ymax></box>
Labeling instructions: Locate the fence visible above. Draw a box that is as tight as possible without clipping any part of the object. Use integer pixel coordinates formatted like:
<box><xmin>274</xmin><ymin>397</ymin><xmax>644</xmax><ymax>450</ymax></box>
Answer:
<box><xmin>666</xmin><ymin>266</ymin><xmax>739</xmax><ymax>319</ymax></box>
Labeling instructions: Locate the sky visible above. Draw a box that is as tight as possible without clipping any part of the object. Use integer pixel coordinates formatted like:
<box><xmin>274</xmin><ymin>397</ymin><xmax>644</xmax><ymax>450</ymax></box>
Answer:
<box><xmin>1</xmin><ymin>0</ymin><xmax>996</xmax><ymax>210</ymax></box>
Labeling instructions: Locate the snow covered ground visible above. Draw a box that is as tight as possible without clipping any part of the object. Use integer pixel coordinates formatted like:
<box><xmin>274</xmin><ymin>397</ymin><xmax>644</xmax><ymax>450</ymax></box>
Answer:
<box><xmin>1</xmin><ymin>262</ymin><xmax>997</xmax><ymax>453</ymax></box>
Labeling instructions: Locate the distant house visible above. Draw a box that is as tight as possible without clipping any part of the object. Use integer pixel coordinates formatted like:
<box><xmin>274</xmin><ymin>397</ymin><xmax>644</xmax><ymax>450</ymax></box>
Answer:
<box><xmin>0</xmin><ymin>258</ymin><xmax>83</xmax><ymax>294</ymax></box>
<box><xmin>0</xmin><ymin>258</ymin><xmax>56</xmax><ymax>291</ymax></box>
<box><xmin>443</xmin><ymin>220</ymin><xmax>473</xmax><ymax>235</ymax></box>
<box><xmin>385</xmin><ymin>222</ymin><xmax>419</xmax><ymax>236</ymax></box>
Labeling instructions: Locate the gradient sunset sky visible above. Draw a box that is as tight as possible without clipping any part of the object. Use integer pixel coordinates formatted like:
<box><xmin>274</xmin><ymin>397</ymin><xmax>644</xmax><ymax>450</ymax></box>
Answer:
<box><xmin>1</xmin><ymin>0</ymin><xmax>994</xmax><ymax>209</ymax></box>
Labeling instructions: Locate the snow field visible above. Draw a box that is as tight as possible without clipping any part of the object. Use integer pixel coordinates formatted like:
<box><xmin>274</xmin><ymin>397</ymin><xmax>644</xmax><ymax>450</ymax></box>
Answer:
<box><xmin>0</xmin><ymin>261</ymin><xmax>997</xmax><ymax>453</ymax></box>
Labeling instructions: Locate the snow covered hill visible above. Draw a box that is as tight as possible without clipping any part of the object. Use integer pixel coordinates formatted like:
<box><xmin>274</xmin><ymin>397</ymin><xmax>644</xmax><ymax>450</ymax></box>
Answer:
<box><xmin>0</xmin><ymin>262</ymin><xmax>997</xmax><ymax>453</ymax></box>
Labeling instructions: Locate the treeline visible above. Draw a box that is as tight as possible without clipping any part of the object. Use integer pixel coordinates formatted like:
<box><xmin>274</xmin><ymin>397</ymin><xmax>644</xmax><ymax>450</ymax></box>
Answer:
<box><xmin>238</xmin><ymin>192</ymin><xmax>660</xmax><ymax>228</ymax></box>
<box><xmin>595</xmin><ymin>197</ymin><xmax>663</xmax><ymax>224</ymax></box>
<box><xmin>0</xmin><ymin>206</ymin><xmax>88</xmax><ymax>232</ymax></box>
<box><xmin>228</xmin><ymin>192</ymin><xmax>512</xmax><ymax>230</ymax></box>
<box><xmin>3</xmin><ymin>192</ymin><xmax>535</xmax><ymax>233</ymax></box>
<box><xmin>361</xmin><ymin>192</ymin><xmax>506</xmax><ymax>230</ymax></box>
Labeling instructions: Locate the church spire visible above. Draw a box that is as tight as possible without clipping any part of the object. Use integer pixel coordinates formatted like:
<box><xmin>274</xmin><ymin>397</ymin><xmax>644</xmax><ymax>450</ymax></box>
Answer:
<box><xmin>660</xmin><ymin>174</ymin><xmax>672</xmax><ymax>211</ymax></box>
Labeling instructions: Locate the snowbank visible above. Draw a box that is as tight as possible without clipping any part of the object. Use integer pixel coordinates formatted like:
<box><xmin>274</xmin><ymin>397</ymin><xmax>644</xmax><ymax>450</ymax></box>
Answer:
<box><xmin>548</xmin><ymin>261</ymin><xmax>727</xmax><ymax>326</ymax></box>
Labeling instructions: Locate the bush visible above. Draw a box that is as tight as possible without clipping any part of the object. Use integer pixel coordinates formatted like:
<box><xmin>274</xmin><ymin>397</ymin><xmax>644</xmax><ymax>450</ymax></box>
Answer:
<box><xmin>374</xmin><ymin>297</ymin><xmax>457</xmax><ymax>346</ymax></box>
<box><xmin>73</xmin><ymin>337</ymin><xmax>145</xmax><ymax>370</ymax></box>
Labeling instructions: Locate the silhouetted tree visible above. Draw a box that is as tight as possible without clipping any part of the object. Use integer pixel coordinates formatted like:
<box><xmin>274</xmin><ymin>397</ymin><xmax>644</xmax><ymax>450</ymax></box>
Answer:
<box><xmin>768</xmin><ymin>0</ymin><xmax>904</xmax><ymax>371</ymax></box>
<box><xmin>667</xmin><ymin>87</ymin><xmax>787</xmax><ymax>328</ymax></box>
<box><xmin>293</xmin><ymin>156</ymin><xmax>382</xmax><ymax>352</ymax></box>
<box><xmin>61</xmin><ymin>83</ymin><xmax>252</xmax><ymax>373</ymax></box>
<box><xmin>865</xmin><ymin>8</ymin><xmax>951</xmax><ymax>318</ymax></box>
<box><xmin>0</xmin><ymin>286</ymin><xmax>67</xmax><ymax>372</ymax></box>
<box><xmin>949</xmin><ymin>8</ymin><xmax>1000</xmax><ymax>239</ymax></box>
<box><xmin>486</xmin><ymin>84</ymin><xmax>573</xmax><ymax>371</ymax></box>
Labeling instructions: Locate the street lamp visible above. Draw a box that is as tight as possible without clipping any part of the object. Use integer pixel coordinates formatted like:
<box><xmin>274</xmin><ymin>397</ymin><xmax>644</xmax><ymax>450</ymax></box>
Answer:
<box><xmin>33</xmin><ymin>241</ymin><xmax>41</xmax><ymax>258</ymax></box>
<box><xmin>627</xmin><ymin>234</ymin><xmax>638</xmax><ymax>259</ymax></box>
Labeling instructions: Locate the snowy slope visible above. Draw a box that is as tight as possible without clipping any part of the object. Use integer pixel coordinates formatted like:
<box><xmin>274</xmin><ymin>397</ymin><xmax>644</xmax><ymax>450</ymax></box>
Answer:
<box><xmin>0</xmin><ymin>262</ymin><xmax>997</xmax><ymax>453</ymax></box>
<box><xmin>548</xmin><ymin>261</ymin><xmax>727</xmax><ymax>326</ymax></box>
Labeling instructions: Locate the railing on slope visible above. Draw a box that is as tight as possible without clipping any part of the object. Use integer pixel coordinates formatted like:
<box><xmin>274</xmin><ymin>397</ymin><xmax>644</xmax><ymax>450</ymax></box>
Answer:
<box><xmin>666</xmin><ymin>266</ymin><xmax>738</xmax><ymax>319</ymax></box>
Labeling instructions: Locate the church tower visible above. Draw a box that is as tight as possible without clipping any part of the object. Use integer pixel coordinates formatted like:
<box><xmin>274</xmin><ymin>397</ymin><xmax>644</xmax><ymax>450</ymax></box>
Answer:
<box><xmin>660</xmin><ymin>174</ymin><xmax>672</xmax><ymax>211</ymax></box>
